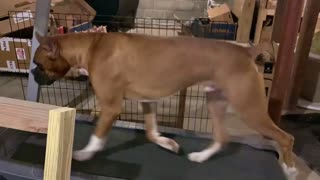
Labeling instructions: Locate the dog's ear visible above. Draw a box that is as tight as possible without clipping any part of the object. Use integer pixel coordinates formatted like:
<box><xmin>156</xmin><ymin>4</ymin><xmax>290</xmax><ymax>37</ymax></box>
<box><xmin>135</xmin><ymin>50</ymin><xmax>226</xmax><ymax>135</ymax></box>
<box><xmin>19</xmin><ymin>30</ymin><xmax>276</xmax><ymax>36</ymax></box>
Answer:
<box><xmin>35</xmin><ymin>32</ymin><xmax>59</xmax><ymax>59</ymax></box>
<box><xmin>43</xmin><ymin>38</ymin><xmax>58</xmax><ymax>59</ymax></box>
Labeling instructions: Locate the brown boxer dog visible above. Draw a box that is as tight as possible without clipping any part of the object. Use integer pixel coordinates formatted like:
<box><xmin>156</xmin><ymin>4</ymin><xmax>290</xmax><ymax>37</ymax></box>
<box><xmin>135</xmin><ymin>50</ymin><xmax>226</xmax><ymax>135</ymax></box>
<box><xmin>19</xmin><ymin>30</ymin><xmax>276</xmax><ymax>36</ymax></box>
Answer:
<box><xmin>31</xmin><ymin>31</ymin><xmax>296</xmax><ymax>176</ymax></box>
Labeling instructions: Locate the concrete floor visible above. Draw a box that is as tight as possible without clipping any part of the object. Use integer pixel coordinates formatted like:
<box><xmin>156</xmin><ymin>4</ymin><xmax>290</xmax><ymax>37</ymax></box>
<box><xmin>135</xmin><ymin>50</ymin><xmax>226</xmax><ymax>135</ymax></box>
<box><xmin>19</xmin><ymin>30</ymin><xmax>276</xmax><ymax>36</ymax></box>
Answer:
<box><xmin>0</xmin><ymin>73</ymin><xmax>319</xmax><ymax>180</ymax></box>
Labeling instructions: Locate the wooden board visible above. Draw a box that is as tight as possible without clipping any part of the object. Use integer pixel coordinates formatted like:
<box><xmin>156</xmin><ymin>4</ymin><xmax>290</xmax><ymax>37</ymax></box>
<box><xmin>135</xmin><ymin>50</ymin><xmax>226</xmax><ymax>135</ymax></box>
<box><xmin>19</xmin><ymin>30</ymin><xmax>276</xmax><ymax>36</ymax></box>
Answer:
<box><xmin>266</xmin><ymin>0</ymin><xmax>277</xmax><ymax>9</ymax></box>
<box><xmin>270</xmin><ymin>0</ymin><xmax>287</xmax><ymax>43</ymax></box>
<box><xmin>286</xmin><ymin>0</ymin><xmax>320</xmax><ymax>109</ymax></box>
<box><xmin>0</xmin><ymin>97</ymin><xmax>60</xmax><ymax>133</ymax></box>
<box><xmin>266</xmin><ymin>0</ymin><xmax>308</xmax><ymax>15</ymax></box>
<box><xmin>225</xmin><ymin>0</ymin><xmax>256</xmax><ymax>43</ymax></box>
<box><xmin>0</xmin><ymin>97</ymin><xmax>76</xmax><ymax>180</ymax></box>
<box><xmin>44</xmin><ymin>107</ymin><xmax>75</xmax><ymax>180</ymax></box>
<box><xmin>225</xmin><ymin>0</ymin><xmax>246</xmax><ymax>18</ymax></box>
<box><xmin>253</xmin><ymin>0</ymin><xmax>268</xmax><ymax>45</ymax></box>
<box><xmin>236</xmin><ymin>0</ymin><xmax>256</xmax><ymax>42</ymax></box>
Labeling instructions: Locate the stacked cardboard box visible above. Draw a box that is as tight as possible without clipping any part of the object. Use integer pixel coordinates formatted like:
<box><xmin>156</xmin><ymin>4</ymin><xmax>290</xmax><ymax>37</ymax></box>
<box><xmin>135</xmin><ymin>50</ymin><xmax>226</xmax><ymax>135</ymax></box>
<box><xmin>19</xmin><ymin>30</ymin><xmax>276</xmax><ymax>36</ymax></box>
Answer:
<box><xmin>254</xmin><ymin>58</ymin><xmax>274</xmax><ymax>99</ymax></box>
<box><xmin>205</xmin><ymin>3</ymin><xmax>237</xmax><ymax>40</ymax></box>
<box><xmin>207</xmin><ymin>3</ymin><xmax>234</xmax><ymax>24</ymax></box>
<box><xmin>0</xmin><ymin>0</ymin><xmax>96</xmax><ymax>73</ymax></box>
<box><xmin>254</xmin><ymin>42</ymin><xmax>277</xmax><ymax>99</ymax></box>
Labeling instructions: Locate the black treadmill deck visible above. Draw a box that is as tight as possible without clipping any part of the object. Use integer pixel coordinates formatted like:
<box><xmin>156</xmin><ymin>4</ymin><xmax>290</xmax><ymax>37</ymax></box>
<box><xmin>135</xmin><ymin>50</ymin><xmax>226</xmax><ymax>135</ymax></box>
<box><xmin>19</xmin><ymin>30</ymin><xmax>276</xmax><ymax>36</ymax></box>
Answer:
<box><xmin>0</xmin><ymin>123</ymin><xmax>287</xmax><ymax>180</ymax></box>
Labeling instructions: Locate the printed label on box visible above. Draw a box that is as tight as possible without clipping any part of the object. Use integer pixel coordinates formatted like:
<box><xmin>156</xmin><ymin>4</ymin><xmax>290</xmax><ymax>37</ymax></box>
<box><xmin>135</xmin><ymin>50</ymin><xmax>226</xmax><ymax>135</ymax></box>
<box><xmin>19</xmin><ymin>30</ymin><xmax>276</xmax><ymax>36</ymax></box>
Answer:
<box><xmin>12</xmin><ymin>10</ymin><xmax>33</xmax><ymax>24</ymax></box>
<box><xmin>0</xmin><ymin>38</ymin><xmax>10</xmax><ymax>51</ymax></box>
<box><xmin>6</xmin><ymin>61</ymin><xmax>17</xmax><ymax>71</ymax></box>
<box><xmin>16</xmin><ymin>48</ymin><xmax>26</xmax><ymax>60</ymax></box>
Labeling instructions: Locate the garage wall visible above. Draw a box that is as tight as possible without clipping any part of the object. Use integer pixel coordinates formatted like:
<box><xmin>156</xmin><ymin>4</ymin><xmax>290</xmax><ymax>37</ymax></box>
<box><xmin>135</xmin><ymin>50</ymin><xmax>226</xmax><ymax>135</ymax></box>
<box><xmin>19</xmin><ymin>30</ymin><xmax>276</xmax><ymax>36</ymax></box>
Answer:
<box><xmin>135</xmin><ymin>0</ymin><xmax>208</xmax><ymax>19</ymax></box>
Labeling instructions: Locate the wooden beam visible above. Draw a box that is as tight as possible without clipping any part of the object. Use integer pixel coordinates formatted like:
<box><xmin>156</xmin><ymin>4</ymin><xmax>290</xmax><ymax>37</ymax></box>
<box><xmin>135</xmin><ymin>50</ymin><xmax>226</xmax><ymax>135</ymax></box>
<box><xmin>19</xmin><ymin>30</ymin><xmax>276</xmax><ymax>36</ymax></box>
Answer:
<box><xmin>225</xmin><ymin>0</ymin><xmax>246</xmax><ymax>18</ymax></box>
<box><xmin>286</xmin><ymin>0</ymin><xmax>320</xmax><ymax>110</ymax></box>
<box><xmin>271</xmin><ymin>0</ymin><xmax>288</xmax><ymax>43</ymax></box>
<box><xmin>225</xmin><ymin>0</ymin><xmax>256</xmax><ymax>43</ymax></box>
<box><xmin>0</xmin><ymin>97</ymin><xmax>76</xmax><ymax>179</ymax></box>
<box><xmin>267</xmin><ymin>0</ymin><xmax>305</xmax><ymax>124</ymax></box>
<box><xmin>44</xmin><ymin>107</ymin><xmax>76</xmax><ymax>180</ymax></box>
<box><xmin>236</xmin><ymin>0</ymin><xmax>256</xmax><ymax>42</ymax></box>
<box><xmin>253</xmin><ymin>0</ymin><xmax>268</xmax><ymax>45</ymax></box>
<box><xmin>0</xmin><ymin>97</ymin><xmax>59</xmax><ymax>133</ymax></box>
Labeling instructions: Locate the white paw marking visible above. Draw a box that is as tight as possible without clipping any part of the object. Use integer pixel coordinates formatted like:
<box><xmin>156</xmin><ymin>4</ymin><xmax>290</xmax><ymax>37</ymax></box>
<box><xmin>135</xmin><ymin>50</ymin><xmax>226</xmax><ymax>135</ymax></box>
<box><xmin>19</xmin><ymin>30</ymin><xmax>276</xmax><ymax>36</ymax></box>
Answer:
<box><xmin>188</xmin><ymin>143</ymin><xmax>222</xmax><ymax>163</ymax></box>
<box><xmin>72</xmin><ymin>135</ymin><xmax>107</xmax><ymax>161</ymax></box>
<box><xmin>188</xmin><ymin>152</ymin><xmax>211</xmax><ymax>163</ymax></box>
<box><xmin>144</xmin><ymin>113</ymin><xmax>180</xmax><ymax>153</ymax></box>
<box><xmin>156</xmin><ymin>136</ymin><xmax>180</xmax><ymax>153</ymax></box>
<box><xmin>73</xmin><ymin>150</ymin><xmax>97</xmax><ymax>161</ymax></box>
<box><xmin>282</xmin><ymin>163</ymin><xmax>298</xmax><ymax>177</ymax></box>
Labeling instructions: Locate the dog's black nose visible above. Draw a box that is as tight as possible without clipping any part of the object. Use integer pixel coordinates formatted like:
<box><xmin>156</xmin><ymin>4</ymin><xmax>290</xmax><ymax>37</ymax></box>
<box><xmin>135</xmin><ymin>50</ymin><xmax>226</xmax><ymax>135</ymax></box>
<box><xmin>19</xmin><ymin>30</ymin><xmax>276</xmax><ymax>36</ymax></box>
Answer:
<box><xmin>32</xmin><ymin>66</ymin><xmax>56</xmax><ymax>86</ymax></box>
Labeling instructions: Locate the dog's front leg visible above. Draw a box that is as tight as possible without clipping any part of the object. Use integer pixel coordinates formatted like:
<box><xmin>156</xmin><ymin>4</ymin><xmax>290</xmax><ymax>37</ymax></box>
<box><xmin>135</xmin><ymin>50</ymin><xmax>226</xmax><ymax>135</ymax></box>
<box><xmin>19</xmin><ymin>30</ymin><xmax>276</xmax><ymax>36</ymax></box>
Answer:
<box><xmin>141</xmin><ymin>101</ymin><xmax>180</xmax><ymax>153</ymax></box>
<box><xmin>73</xmin><ymin>98</ymin><xmax>122</xmax><ymax>161</ymax></box>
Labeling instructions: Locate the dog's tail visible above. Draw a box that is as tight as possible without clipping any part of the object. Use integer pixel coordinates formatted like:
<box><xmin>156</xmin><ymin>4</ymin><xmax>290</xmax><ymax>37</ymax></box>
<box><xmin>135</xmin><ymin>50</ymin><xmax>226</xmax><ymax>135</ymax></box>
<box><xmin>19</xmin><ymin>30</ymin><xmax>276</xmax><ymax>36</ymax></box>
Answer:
<box><xmin>247</xmin><ymin>41</ymin><xmax>276</xmax><ymax>67</ymax></box>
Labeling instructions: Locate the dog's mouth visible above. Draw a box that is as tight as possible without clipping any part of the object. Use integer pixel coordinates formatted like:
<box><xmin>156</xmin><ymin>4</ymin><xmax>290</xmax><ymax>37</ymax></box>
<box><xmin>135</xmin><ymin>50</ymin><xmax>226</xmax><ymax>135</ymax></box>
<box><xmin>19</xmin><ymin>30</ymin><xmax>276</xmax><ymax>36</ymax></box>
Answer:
<box><xmin>31</xmin><ymin>66</ymin><xmax>57</xmax><ymax>86</ymax></box>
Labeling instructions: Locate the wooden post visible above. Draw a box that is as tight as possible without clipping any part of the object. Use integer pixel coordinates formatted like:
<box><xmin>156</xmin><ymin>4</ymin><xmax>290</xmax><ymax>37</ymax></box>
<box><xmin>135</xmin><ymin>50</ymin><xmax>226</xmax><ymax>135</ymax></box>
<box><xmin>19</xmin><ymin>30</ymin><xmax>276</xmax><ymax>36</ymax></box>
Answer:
<box><xmin>225</xmin><ymin>0</ymin><xmax>256</xmax><ymax>43</ymax></box>
<box><xmin>236</xmin><ymin>0</ymin><xmax>256</xmax><ymax>42</ymax></box>
<box><xmin>253</xmin><ymin>0</ymin><xmax>267</xmax><ymax>45</ymax></box>
<box><xmin>44</xmin><ymin>107</ymin><xmax>76</xmax><ymax>180</ymax></box>
<box><xmin>286</xmin><ymin>0</ymin><xmax>320</xmax><ymax>110</ymax></box>
<box><xmin>271</xmin><ymin>0</ymin><xmax>289</xmax><ymax>43</ymax></box>
<box><xmin>267</xmin><ymin>0</ymin><xmax>305</xmax><ymax>124</ymax></box>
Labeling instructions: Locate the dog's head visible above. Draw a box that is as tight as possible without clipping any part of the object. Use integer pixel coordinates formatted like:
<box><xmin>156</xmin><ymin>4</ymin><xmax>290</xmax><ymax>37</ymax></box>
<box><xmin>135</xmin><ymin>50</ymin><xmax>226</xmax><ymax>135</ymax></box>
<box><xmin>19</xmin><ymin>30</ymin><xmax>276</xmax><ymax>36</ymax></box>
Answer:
<box><xmin>31</xmin><ymin>32</ymin><xmax>71</xmax><ymax>86</ymax></box>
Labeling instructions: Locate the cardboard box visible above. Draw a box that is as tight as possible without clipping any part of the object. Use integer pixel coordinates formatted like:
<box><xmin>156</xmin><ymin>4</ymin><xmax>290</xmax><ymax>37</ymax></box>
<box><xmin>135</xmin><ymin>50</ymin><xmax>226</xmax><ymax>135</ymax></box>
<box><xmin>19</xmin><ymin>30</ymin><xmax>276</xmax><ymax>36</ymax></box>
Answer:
<box><xmin>257</xmin><ymin>61</ymin><xmax>274</xmax><ymax>99</ymax></box>
<box><xmin>0</xmin><ymin>37</ymin><xmax>32</xmax><ymax>73</ymax></box>
<box><xmin>264</xmin><ymin>79</ymin><xmax>272</xmax><ymax>98</ymax></box>
<box><xmin>0</xmin><ymin>1</ymin><xmax>35</xmax><ymax>36</ymax></box>
<box><xmin>207</xmin><ymin>3</ymin><xmax>234</xmax><ymax>23</ymax></box>
<box><xmin>0</xmin><ymin>0</ymin><xmax>96</xmax><ymax>36</ymax></box>
<box><xmin>48</xmin><ymin>0</ymin><xmax>96</xmax><ymax>30</ymax></box>
<box><xmin>0</xmin><ymin>0</ymin><xmax>96</xmax><ymax>73</ymax></box>
<box><xmin>189</xmin><ymin>18</ymin><xmax>237</xmax><ymax>41</ymax></box>
<box><xmin>256</xmin><ymin>61</ymin><xmax>274</xmax><ymax>80</ymax></box>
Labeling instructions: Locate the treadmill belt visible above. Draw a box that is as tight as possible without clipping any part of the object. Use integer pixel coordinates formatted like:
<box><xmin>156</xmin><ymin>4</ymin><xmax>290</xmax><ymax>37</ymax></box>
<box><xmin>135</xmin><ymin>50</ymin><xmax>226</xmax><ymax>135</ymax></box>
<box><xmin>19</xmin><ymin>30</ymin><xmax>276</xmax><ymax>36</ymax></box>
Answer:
<box><xmin>8</xmin><ymin>123</ymin><xmax>286</xmax><ymax>180</ymax></box>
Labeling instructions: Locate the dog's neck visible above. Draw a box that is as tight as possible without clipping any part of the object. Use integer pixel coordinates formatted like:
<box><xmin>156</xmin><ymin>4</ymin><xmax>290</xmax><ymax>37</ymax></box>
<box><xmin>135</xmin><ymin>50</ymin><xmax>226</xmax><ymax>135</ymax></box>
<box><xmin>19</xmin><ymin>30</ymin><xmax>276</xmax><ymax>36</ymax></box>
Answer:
<box><xmin>56</xmin><ymin>33</ymin><xmax>98</xmax><ymax>70</ymax></box>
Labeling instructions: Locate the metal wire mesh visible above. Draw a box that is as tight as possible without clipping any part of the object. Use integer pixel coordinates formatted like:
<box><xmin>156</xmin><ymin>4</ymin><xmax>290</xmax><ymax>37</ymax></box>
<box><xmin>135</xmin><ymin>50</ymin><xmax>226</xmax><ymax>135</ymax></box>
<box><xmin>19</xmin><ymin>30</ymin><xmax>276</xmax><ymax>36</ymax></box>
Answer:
<box><xmin>4</xmin><ymin>11</ymin><xmax>238</xmax><ymax>133</ymax></box>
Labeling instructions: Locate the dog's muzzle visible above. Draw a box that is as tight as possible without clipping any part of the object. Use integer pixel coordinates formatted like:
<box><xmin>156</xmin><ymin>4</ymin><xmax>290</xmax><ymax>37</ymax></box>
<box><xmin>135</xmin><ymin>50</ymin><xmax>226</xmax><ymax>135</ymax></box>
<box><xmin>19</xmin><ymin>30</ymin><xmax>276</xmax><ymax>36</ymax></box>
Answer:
<box><xmin>31</xmin><ymin>66</ymin><xmax>56</xmax><ymax>86</ymax></box>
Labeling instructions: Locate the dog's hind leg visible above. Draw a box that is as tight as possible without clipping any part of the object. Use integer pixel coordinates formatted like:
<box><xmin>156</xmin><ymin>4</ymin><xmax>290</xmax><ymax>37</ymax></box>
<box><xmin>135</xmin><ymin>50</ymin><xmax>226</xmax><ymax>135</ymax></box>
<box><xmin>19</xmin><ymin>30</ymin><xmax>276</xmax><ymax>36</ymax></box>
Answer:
<box><xmin>225</xmin><ymin>70</ymin><xmax>296</xmax><ymax>176</ymax></box>
<box><xmin>188</xmin><ymin>88</ymin><xmax>229</xmax><ymax>163</ymax></box>
<box><xmin>141</xmin><ymin>101</ymin><xmax>180</xmax><ymax>153</ymax></box>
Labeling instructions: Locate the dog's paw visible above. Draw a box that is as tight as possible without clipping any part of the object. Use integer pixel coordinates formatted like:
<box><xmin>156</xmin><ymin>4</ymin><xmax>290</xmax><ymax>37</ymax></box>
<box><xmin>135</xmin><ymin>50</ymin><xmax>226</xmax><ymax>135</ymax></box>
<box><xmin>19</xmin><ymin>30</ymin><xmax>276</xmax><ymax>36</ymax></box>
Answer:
<box><xmin>188</xmin><ymin>143</ymin><xmax>222</xmax><ymax>163</ymax></box>
<box><xmin>156</xmin><ymin>137</ymin><xmax>180</xmax><ymax>153</ymax></box>
<box><xmin>282</xmin><ymin>163</ymin><xmax>298</xmax><ymax>178</ymax></box>
<box><xmin>188</xmin><ymin>152</ymin><xmax>210</xmax><ymax>163</ymax></box>
<box><xmin>72</xmin><ymin>135</ymin><xmax>106</xmax><ymax>161</ymax></box>
<box><xmin>72</xmin><ymin>150</ymin><xmax>96</xmax><ymax>161</ymax></box>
